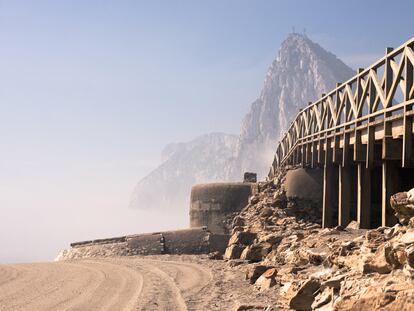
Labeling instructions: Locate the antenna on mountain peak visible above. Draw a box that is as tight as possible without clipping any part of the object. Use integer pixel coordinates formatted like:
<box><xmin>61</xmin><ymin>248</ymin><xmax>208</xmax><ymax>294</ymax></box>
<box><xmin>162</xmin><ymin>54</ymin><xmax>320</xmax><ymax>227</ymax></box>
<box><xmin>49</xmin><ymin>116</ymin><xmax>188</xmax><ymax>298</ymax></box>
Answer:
<box><xmin>292</xmin><ymin>26</ymin><xmax>296</xmax><ymax>34</ymax></box>
<box><xmin>303</xmin><ymin>28</ymin><xmax>307</xmax><ymax>37</ymax></box>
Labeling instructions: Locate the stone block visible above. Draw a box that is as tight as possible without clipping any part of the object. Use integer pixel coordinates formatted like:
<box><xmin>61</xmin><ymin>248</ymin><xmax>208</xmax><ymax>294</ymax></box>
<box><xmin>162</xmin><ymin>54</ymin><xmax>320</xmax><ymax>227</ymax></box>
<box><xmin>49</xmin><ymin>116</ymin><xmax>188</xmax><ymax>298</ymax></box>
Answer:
<box><xmin>229</xmin><ymin>231</ymin><xmax>257</xmax><ymax>246</ymax></box>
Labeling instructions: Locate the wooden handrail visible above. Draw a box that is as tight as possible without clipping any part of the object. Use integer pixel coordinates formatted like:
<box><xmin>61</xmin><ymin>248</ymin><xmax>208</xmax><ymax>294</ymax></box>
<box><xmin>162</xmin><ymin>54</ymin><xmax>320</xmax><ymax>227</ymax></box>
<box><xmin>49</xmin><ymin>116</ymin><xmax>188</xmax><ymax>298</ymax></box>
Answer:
<box><xmin>270</xmin><ymin>37</ymin><xmax>414</xmax><ymax>176</ymax></box>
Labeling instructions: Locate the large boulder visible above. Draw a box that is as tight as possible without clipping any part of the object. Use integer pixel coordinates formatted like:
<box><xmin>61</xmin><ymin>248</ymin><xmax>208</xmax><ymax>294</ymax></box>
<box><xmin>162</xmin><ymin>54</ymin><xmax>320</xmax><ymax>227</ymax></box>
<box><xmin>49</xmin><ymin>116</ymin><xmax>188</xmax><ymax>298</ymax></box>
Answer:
<box><xmin>245</xmin><ymin>265</ymin><xmax>273</xmax><ymax>284</ymax></box>
<box><xmin>390</xmin><ymin>189</ymin><xmax>414</xmax><ymax>225</ymax></box>
<box><xmin>254</xmin><ymin>268</ymin><xmax>277</xmax><ymax>291</ymax></box>
<box><xmin>240</xmin><ymin>243</ymin><xmax>271</xmax><ymax>262</ymax></box>
<box><xmin>398</xmin><ymin>231</ymin><xmax>414</xmax><ymax>245</ymax></box>
<box><xmin>362</xmin><ymin>245</ymin><xmax>393</xmax><ymax>274</ymax></box>
<box><xmin>289</xmin><ymin>279</ymin><xmax>321</xmax><ymax>311</ymax></box>
<box><xmin>228</xmin><ymin>231</ymin><xmax>257</xmax><ymax>246</ymax></box>
<box><xmin>224</xmin><ymin>244</ymin><xmax>244</xmax><ymax>260</ymax></box>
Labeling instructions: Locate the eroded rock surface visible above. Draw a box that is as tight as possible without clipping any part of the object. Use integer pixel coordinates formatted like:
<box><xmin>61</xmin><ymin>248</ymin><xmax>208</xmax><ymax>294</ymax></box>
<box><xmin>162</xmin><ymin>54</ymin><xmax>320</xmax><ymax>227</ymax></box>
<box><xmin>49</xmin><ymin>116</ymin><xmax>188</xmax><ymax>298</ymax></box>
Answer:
<box><xmin>219</xmin><ymin>167</ymin><xmax>414</xmax><ymax>310</ymax></box>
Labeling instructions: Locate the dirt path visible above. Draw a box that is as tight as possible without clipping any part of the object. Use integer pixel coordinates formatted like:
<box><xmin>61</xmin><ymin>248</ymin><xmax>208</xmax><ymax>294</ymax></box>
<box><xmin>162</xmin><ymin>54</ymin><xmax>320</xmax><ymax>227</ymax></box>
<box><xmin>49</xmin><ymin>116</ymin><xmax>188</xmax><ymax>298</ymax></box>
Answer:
<box><xmin>0</xmin><ymin>257</ymin><xmax>212</xmax><ymax>311</ymax></box>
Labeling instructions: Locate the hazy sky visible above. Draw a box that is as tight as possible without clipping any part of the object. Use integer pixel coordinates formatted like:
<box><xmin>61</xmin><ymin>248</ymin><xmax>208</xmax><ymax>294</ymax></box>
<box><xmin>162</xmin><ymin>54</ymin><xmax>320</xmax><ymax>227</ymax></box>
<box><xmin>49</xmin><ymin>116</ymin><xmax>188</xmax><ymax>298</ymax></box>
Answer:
<box><xmin>1</xmin><ymin>0</ymin><xmax>414</xmax><ymax>263</ymax></box>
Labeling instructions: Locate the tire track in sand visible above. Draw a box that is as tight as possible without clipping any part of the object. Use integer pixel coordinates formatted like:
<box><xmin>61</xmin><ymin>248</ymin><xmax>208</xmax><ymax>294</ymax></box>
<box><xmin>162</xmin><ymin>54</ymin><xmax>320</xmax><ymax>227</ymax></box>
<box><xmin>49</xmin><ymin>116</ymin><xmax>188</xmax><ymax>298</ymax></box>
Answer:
<box><xmin>0</xmin><ymin>257</ymin><xmax>212</xmax><ymax>311</ymax></box>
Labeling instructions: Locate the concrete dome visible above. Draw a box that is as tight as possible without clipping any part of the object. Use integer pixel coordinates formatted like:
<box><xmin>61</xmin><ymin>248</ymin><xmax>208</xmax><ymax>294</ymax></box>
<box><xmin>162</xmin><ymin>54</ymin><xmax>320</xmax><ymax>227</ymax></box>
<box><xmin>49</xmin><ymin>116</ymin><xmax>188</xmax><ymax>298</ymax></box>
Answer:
<box><xmin>285</xmin><ymin>168</ymin><xmax>323</xmax><ymax>202</ymax></box>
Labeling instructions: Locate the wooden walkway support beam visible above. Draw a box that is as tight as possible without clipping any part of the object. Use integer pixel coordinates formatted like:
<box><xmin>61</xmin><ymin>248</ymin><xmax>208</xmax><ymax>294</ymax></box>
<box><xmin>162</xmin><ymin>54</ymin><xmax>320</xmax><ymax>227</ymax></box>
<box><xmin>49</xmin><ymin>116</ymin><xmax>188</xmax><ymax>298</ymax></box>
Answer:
<box><xmin>357</xmin><ymin>163</ymin><xmax>371</xmax><ymax>229</ymax></box>
<box><xmin>338</xmin><ymin>165</ymin><xmax>351</xmax><ymax>227</ymax></box>
<box><xmin>382</xmin><ymin>161</ymin><xmax>399</xmax><ymax>227</ymax></box>
<box><xmin>322</xmin><ymin>164</ymin><xmax>338</xmax><ymax>228</ymax></box>
<box><xmin>403</xmin><ymin>53</ymin><xmax>413</xmax><ymax>167</ymax></box>
<box><xmin>322</xmin><ymin>165</ymin><xmax>333</xmax><ymax>228</ymax></box>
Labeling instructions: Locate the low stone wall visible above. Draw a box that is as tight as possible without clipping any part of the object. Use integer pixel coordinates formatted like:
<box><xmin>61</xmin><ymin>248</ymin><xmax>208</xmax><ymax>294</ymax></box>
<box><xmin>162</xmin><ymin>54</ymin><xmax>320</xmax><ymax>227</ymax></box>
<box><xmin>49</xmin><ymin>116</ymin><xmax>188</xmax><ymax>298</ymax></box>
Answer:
<box><xmin>126</xmin><ymin>233</ymin><xmax>163</xmax><ymax>255</ymax></box>
<box><xmin>56</xmin><ymin>228</ymin><xmax>230</xmax><ymax>260</ymax></box>
<box><xmin>70</xmin><ymin>236</ymin><xmax>126</xmax><ymax>248</ymax></box>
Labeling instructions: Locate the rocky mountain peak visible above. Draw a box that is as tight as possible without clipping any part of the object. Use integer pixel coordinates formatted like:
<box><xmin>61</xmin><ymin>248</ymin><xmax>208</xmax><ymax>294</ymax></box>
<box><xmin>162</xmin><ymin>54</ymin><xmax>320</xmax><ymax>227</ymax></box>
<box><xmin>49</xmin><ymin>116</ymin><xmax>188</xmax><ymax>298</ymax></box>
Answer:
<box><xmin>241</xmin><ymin>33</ymin><xmax>354</xmax><ymax>146</ymax></box>
<box><xmin>235</xmin><ymin>34</ymin><xmax>354</xmax><ymax>178</ymax></box>
<box><xmin>130</xmin><ymin>34</ymin><xmax>355</xmax><ymax>212</ymax></box>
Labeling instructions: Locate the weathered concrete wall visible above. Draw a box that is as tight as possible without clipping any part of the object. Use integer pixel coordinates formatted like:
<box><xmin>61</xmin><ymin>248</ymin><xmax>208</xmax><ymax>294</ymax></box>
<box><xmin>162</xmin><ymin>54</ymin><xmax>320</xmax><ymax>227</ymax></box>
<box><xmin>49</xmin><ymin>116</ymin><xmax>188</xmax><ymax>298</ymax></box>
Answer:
<box><xmin>57</xmin><ymin>228</ymin><xmax>230</xmax><ymax>260</ymax></box>
<box><xmin>126</xmin><ymin>233</ymin><xmax>163</xmax><ymax>255</ymax></box>
<box><xmin>70</xmin><ymin>236</ymin><xmax>126</xmax><ymax>248</ymax></box>
<box><xmin>189</xmin><ymin>182</ymin><xmax>254</xmax><ymax>234</ymax></box>
<box><xmin>285</xmin><ymin>168</ymin><xmax>323</xmax><ymax>202</ymax></box>
<box><xmin>127</xmin><ymin>228</ymin><xmax>217</xmax><ymax>255</ymax></box>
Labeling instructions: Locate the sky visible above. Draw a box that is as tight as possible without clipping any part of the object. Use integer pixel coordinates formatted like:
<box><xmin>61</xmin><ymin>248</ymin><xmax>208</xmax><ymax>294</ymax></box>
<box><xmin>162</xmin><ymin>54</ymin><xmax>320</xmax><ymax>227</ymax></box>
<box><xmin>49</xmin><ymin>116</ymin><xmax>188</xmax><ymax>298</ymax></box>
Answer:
<box><xmin>1</xmin><ymin>0</ymin><xmax>414</xmax><ymax>263</ymax></box>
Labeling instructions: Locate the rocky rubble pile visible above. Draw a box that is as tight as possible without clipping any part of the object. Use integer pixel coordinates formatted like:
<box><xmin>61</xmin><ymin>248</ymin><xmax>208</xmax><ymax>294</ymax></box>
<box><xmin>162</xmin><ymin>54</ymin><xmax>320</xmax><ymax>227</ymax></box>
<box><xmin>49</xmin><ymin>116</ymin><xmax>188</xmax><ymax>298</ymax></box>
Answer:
<box><xmin>221</xmin><ymin>168</ymin><xmax>414</xmax><ymax>310</ymax></box>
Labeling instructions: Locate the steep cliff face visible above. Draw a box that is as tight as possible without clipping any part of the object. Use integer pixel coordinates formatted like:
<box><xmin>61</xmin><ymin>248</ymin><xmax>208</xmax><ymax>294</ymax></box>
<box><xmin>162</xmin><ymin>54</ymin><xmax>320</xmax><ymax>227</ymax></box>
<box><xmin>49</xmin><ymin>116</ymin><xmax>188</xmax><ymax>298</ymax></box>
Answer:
<box><xmin>234</xmin><ymin>33</ymin><xmax>355</xmax><ymax>178</ymax></box>
<box><xmin>130</xmin><ymin>33</ymin><xmax>355</xmax><ymax>210</ymax></box>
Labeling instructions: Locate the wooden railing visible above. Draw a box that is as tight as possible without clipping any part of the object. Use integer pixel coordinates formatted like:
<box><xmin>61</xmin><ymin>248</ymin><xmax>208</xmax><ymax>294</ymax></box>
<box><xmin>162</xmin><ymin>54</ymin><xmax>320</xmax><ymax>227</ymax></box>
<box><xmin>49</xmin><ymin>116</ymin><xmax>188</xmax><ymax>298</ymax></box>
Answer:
<box><xmin>270</xmin><ymin>37</ymin><xmax>414</xmax><ymax>177</ymax></box>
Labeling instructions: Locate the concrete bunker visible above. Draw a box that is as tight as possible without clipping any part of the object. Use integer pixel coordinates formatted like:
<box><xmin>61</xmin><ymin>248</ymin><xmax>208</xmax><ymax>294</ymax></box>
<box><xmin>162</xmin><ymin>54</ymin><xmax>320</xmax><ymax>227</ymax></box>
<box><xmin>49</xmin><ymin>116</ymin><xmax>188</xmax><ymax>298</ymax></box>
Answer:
<box><xmin>285</xmin><ymin>168</ymin><xmax>324</xmax><ymax>202</ymax></box>
<box><xmin>189</xmin><ymin>182</ymin><xmax>255</xmax><ymax>234</ymax></box>
<box><xmin>284</xmin><ymin>167</ymin><xmax>324</xmax><ymax>223</ymax></box>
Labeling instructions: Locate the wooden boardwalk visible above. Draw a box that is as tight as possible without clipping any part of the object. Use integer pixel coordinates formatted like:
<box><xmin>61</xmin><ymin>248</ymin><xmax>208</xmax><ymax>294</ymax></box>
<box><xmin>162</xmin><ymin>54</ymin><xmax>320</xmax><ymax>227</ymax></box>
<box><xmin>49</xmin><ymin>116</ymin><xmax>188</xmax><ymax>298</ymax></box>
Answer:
<box><xmin>270</xmin><ymin>37</ymin><xmax>414</xmax><ymax>229</ymax></box>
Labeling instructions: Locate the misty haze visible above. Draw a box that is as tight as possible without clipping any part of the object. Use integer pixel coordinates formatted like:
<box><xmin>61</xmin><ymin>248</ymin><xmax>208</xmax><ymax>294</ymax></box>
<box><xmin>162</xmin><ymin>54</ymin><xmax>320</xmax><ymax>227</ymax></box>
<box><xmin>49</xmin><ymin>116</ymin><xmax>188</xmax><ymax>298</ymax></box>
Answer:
<box><xmin>1</xmin><ymin>1</ymin><xmax>414</xmax><ymax>310</ymax></box>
